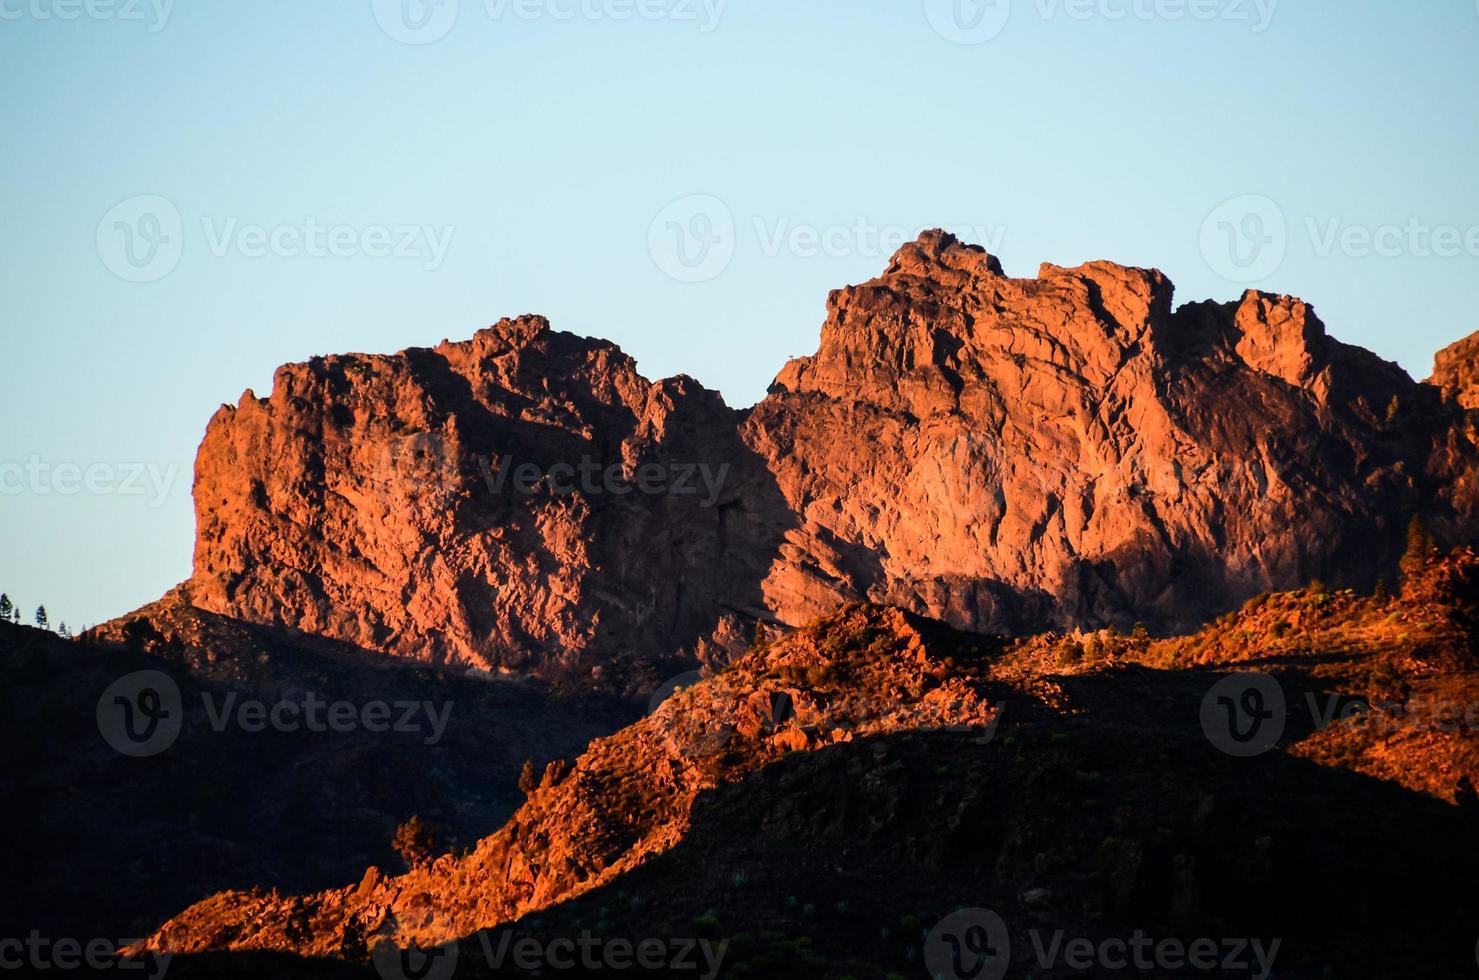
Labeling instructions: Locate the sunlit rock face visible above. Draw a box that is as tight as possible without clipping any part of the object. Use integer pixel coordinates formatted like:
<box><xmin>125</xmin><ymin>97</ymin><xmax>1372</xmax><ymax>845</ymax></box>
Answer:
<box><xmin>186</xmin><ymin>231</ymin><xmax>1479</xmax><ymax>674</ymax></box>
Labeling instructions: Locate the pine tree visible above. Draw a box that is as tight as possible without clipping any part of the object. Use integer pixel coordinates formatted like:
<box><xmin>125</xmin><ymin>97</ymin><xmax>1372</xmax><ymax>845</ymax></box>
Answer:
<box><xmin>518</xmin><ymin>758</ymin><xmax>539</xmax><ymax>796</ymax></box>
<box><xmin>1401</xmin><ymin>514</ymin><xmax>1436</xmax><ymax>583</ymax></box>
<box><xmin>0</xmin><ymin>594</ymin><xmax>11</xmax><ymax>622</ymax></box>
<box><xmin>34</xmin><ymin>605</ymin><xmax>48</xmax><ymax>630</ymax></box>
<box><xmin>58</xmin><ymin>623</ymin><xmax>71</xmax><ymax>639</ymax></box>
<box><xmin>391</xmin><ymin>816</ymin><xmax>438</xmax><ymax>871</ymax></box>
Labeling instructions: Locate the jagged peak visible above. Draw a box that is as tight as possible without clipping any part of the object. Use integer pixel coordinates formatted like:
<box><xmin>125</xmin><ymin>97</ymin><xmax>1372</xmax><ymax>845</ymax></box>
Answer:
<box><xmin>884</xmin><ymin>228</ymin><xmax>1006</xmax><ymax>279</ymax></box>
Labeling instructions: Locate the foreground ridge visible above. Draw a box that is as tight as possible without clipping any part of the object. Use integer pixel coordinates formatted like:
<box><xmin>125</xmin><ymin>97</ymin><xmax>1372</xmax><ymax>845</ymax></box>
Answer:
<box><xmin>137</xmin><ymin>553</ymin><xmax>1479</xmax><ymax>978</ymax></box>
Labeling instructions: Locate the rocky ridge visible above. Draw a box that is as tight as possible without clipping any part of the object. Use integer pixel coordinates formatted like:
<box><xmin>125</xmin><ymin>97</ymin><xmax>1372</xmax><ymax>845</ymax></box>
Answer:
<box><xmin>136</xmin><ymin>553</ymin><xmax>1479</xmax><ymax>978</ymax></box>
<box><xmin>181</xmin><ymin>231</ymin><xmax>1479</xmax><ymax>679</ymax></box>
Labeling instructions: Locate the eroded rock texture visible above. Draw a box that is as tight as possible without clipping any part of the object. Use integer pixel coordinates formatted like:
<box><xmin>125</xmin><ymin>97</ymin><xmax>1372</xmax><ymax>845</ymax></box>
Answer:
<box><xmin>185</xmin><ymin>231</ymin><xmax>1479</xmax><ymax>674</ymax></box>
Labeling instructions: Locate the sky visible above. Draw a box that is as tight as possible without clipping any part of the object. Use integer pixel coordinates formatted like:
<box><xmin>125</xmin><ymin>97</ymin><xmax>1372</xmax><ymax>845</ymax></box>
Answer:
<box><xmin>1</xmin><ymin>0</ymin><xmax>1477</xmax><ymax>631</ymax></box>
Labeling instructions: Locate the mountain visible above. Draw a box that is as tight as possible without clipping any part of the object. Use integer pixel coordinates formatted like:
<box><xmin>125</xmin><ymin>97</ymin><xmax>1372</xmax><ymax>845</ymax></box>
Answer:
<box><xmin>135</xmin><ymin>552</ymin><xmax>1479</xmax><ymax>978</ymax></box>
<box><xmin>19</xmin><ymin>230</ymin><xmax>1479</xmax><ymax>978</ymax></box>
<box><xmin>183</xmin><ymin>231</ymin><xmax>1479</xmax><ymax>681</ymax></box>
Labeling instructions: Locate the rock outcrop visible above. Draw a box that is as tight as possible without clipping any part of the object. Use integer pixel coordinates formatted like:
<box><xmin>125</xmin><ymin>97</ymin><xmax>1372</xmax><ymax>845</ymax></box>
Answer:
<box><xmin>181</xmin><ymin>231</ymin><xmax>1479</xmax><ymax>676</ymax></box>
<box><xmin>135</xmin><ymin>554</ymin><xmax>1479</xmax><ymax>978</ymax></box>
<box><xmin>1430</xmin><ymin>331</ymin><xmax>1479</xmax><ymax>410</ymax></box>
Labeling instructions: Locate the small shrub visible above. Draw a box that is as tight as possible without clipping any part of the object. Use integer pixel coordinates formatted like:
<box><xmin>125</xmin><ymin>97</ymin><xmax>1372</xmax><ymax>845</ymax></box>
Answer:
<box><xmin>518</xmin><ymin>759</ymin><xmax>539</xmax><ymax>796</ymax></box>
<box><xmin>392</xmin><ymin>816</ymin><xmax>439</xmax><ymax>871</ymax></box>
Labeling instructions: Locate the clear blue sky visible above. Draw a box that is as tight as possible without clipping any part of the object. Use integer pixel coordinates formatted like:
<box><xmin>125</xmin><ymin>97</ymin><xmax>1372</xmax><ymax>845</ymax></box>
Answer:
<box><xmin>2</xmin><ymin>1</ymin><xmax>1477</xmax><ymax>630</ymax></box>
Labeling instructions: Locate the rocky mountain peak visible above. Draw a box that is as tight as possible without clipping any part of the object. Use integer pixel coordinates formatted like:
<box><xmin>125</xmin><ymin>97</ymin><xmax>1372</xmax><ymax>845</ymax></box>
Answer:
<box><xmin>174</xmin><ymin>235</ymin><xmax>1479</xmax><ymax>681</ymax></box>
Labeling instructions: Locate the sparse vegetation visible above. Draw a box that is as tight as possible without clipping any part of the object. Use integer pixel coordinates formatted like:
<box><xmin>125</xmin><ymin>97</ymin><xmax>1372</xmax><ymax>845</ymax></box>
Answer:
<box><xmin>391</xmin><ymin>815</ymin><xmax>439</xmax><ymax>871</ymax></box>
<box><xmin>518</xmin><ymin>758</ymin><xmax>539</xmax><ymax>796</ymax></box>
